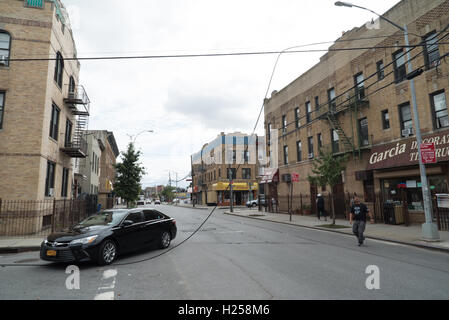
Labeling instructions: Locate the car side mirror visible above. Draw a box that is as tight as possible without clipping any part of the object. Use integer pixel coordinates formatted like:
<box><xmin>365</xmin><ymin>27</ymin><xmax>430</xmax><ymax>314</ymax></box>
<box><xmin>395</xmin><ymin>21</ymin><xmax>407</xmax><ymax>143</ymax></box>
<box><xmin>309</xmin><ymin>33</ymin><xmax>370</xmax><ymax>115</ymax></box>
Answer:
<box><xmin>122</xmin><ymin>220</ymin><xmax>134</xmax><ymax>227</ymax></box>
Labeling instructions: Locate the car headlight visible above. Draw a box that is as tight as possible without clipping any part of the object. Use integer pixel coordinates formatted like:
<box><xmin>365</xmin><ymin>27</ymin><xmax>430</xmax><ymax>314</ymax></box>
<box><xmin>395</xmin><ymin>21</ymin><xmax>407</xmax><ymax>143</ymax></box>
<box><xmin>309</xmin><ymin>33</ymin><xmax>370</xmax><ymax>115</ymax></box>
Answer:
<box><xmin>70</xmin><ymin>235</ymin><xmax>98</xmax><ymax>245</ymax></box>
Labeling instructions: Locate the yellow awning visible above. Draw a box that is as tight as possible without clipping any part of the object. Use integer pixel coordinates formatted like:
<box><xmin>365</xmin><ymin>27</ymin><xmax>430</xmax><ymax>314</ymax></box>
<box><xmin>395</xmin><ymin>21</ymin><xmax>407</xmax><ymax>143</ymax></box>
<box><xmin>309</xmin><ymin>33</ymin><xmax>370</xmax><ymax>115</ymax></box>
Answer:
<box><xmin>212</xmin><ymin>182</ymin><xmax>258</xmax><ymax>191</ymax></box>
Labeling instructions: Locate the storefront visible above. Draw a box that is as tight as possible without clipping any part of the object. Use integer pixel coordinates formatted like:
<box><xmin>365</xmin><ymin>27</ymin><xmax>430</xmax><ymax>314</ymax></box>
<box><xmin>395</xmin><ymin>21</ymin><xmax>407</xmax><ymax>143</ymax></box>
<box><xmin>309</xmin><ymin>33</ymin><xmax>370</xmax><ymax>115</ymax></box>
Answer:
<box><xmin>366</xmin><ymin>129</ymin><xmax>449</xmax><ymax>223</ymax></box>
<box><xmin>210</xmin><ymin>182</ymin><xmax>258</xmax><ymax>206</ymax></box>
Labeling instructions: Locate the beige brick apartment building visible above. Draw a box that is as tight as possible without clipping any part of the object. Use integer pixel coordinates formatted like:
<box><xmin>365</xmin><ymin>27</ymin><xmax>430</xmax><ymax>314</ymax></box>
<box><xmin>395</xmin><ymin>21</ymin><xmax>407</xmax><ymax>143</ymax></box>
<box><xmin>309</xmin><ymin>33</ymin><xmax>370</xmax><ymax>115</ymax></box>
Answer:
<box><xmin>0</xmin><ymin>0</ymin><xmax>90</xmax><ymax>201</ymax></box>
<box><xmin>264</xmin><ymin>0</ymin><xmax>449</xmax><ymax>224</ymax></box>
<box><xmin>192</xmin><ymin>132</ymin><xmax>260</xmax><ymax>206</ymax></box>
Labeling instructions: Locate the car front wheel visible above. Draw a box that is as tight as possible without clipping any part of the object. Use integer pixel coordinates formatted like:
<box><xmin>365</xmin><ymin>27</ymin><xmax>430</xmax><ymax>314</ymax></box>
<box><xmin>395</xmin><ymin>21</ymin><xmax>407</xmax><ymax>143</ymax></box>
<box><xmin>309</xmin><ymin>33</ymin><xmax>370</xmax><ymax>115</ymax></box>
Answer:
<box><xmin>159</xmin><ymin>231</ymin><xmax>171</xmax><ymax>249</ymax></box>
<box><xmin>98</xmin><ymin>240</ymin><xmax>117</xmax><ymax>265</ymax></box>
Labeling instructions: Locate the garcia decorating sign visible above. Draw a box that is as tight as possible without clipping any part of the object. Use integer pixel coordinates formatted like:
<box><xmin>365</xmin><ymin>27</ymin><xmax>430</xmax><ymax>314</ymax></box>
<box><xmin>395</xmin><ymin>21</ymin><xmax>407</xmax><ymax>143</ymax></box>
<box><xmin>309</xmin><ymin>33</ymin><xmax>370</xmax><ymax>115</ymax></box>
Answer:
<box><xmin>367</xmin><ymin>129</ymin><xmax>449</xmax><ymax>170</ymax></box>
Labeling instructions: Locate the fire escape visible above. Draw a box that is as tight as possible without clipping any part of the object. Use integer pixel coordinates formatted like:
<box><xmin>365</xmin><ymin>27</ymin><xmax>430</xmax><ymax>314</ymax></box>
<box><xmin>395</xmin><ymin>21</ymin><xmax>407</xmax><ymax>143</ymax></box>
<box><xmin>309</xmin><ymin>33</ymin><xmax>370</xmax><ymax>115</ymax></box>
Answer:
<box><xmin>317</xmin><ymin>87</ymin><xmax>370</xmax><ymax>158</ymax></box>
<box><xmin>60</xmin><ymin>85</ymin><xmax>90</xmax><ymax>158</ymax></box>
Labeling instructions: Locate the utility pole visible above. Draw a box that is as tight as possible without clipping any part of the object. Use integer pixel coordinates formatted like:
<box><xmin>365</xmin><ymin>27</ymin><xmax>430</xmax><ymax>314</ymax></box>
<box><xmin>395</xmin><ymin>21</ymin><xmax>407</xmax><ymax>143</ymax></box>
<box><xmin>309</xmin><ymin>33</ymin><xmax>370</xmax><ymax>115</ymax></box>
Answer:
<box><xmin>229</xmin><ymin>166</ymin><xmax>234</xmax><ymax>213</ymax></box>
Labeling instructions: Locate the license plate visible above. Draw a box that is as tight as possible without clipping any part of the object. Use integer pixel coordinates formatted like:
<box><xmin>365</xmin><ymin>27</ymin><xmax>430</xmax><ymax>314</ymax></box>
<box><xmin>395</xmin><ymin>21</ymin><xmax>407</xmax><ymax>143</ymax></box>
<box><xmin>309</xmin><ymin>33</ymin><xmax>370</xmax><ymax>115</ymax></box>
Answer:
<box><xmin>46</xmin><ymin>250</ymin><xmax>57</xmax><ymax>256</ymax></box>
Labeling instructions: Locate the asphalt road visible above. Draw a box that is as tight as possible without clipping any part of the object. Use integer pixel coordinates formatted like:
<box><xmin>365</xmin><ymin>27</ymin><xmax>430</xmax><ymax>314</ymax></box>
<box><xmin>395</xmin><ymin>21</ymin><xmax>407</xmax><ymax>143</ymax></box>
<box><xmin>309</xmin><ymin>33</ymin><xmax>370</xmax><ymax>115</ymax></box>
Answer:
<box><xmin>0</xmin><ymin>204</ymin><xmax>448</xmax><ymax>300</ymax></box>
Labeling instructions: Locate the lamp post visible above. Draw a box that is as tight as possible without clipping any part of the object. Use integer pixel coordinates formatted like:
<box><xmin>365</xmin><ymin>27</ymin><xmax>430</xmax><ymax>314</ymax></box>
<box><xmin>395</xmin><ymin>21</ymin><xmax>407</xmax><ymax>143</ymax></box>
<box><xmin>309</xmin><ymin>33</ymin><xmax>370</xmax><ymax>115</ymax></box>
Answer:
<box><xmin>335</xmin><ymin>2</ymin><xmax>440</xmax><ymax>240</ymax></box>
<box><xmin>127</xmin><ymin>129</ymin><xmax>154</xmax><ymax>145</ymax></box>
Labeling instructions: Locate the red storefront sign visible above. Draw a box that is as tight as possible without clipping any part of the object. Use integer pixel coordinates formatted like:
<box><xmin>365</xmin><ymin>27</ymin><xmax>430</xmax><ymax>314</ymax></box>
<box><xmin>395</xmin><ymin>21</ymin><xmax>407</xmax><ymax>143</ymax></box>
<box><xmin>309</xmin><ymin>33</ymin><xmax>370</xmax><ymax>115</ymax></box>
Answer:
<box><xmin>291</xmin><ymin>172</ymin><xmax>299</xmax><ymax>182</ymax></box>
<box><xmin>420</xmin><ymin>143</ymin><xmax>436</xmax><ymax>164</ymax></box>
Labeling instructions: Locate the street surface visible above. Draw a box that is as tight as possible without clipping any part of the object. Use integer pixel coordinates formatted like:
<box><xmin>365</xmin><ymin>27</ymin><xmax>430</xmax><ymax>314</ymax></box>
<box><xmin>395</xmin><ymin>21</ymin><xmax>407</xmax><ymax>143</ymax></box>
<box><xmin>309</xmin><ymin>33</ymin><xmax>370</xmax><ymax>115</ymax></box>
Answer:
<box><xmin>0</xmin><ymin>204</ymin><xmax>448</xmax><ymax>299</ymax></box>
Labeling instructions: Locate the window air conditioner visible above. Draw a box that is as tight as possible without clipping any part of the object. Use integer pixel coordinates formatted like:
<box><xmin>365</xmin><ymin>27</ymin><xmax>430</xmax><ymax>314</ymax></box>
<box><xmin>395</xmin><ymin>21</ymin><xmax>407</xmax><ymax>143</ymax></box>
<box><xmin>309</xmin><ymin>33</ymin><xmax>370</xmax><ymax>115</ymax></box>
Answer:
<box><xmin>282</xmin><ymin>174</ymin><xmax>291</xmax><ymax>183</ymax></box>
<box><xmin>49</xmin><ymin>188</ymin><xmax>54</xmax><ymax>197</ymax></box>
<box><xmin>308</xmin><ymin>153</ymin><xmax>314</xmax><ymax>159</ymax></box>
<box><xmin>0</xmin><ymin>55</ymin><xmax>7</xmax><ymax>66</ymax></box>
<box><xmin>402</xmin><ymin>128</ymin><xmax>414</xmax><ymax>137</ymax></box>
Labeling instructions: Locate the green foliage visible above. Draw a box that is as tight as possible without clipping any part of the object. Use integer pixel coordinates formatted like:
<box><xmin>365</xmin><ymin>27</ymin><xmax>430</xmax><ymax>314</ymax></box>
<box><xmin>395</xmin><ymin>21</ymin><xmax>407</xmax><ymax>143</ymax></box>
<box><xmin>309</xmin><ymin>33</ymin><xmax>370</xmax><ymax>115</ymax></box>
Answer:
<box><xmin>161</xmin><ymin>185</ymin><xmax>176</xmax><ymax>202</ymax></box>
<box><xmin>113</xmin><ymin>142</ymin><xmax>146</xmax><ymax>207</ymax></box>
<box><xmin>307</xmin><ymin>148</ymin><xmax>348</xmax><ymax>190</ymax></box>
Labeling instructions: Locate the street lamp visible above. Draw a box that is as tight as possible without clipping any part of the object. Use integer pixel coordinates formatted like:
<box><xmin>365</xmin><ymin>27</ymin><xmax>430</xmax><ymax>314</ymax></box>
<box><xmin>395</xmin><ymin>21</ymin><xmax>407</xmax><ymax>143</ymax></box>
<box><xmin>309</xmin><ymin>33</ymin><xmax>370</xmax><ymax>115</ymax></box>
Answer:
<box><xmin>335</xmin><ymin>2</ymin><xmax>440</xmax><ymax>241</ymax></box>
<box><xmin>127</xmin><ymin>129</ymin><xmax>154</xmax><ymax>145</ymax></box>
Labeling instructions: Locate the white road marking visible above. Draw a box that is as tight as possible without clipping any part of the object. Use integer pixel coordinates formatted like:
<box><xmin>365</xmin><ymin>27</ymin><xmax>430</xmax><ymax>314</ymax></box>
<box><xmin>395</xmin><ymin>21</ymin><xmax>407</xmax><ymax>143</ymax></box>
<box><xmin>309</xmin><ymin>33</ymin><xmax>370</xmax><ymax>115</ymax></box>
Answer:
<box><xmin>102</xmin><ymin>269</ymin><xmax>117</xmax><ymax>279</ymax></box>
<box><xmin>366</xmin><ymin>239</ymin><xmax>404</xmax><ymax>246</ymax></box>
<box><xmin>94</xmin><ymin>291</ymin><xmax>114</xmax><ymax>300</ymax></box>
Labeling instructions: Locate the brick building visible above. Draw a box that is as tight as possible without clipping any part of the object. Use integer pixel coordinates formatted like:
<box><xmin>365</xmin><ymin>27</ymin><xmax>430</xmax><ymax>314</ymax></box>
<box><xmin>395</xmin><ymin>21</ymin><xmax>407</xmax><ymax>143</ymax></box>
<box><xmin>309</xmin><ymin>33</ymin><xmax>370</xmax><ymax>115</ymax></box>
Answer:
<box><xmin>263</xmin><ymin>0</ymin><xmax>449</xmax><ymax>224</ymax></box>
<box><xmin>0</xmin><ymin>0</ymin><xmax>90</xmax><ymax>200</ymax></box>
<box><xmin>191</xmin><ymin>132</ymin><xmax>260</xmax><ymax>206</ymax></box>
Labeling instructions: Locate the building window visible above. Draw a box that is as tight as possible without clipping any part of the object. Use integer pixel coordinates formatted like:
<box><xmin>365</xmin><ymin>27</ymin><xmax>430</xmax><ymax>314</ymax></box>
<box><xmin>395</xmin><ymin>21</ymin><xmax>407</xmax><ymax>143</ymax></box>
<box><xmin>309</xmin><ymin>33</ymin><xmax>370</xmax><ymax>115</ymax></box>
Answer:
<box><xmin>61</xmin><ymin>167</ymin><xmax>69</xmax><ymax>197</ymax></box>
<box><xmin>45</xmin><ymin>161</ymin><xmax>56</xmax><ymax>197</ymax></box>
<box><xmin>377</xmin><ymin>60</ymin><xmax>385</xmax><ymax>80</ymax></box>
<box><xmin>219</xmin><ymin>168</ymin><xmax>221</xmax><ymax>178</ymax></box>
<box><xmin>317</xmin><ymin>133</ymin><xmax>322</xmax><ymax>149</ymax></box>
<box><xmin>227</xmin><ymin>168</ymin><xmax>237</xmax><ymax>180</ymax></box>
<box><xmin>24</xmin><ymin>0</ymin><xmax>45</xmax><ymax>8</ymax></box>
<box><xmin>0</xmin><ymin>31</ymin><xmax>11</xmax><ymax>67</ymax></box>
<box><xmin>283</xmin><ymin>145</ymin><xmax>288</xmax><ymax>165</ymax></box>
<box><xmin>331</xmin><ymin>129</ymin><xmax>339</xmax><ymax>153</ymax></box>
<box><xmin>315</xmin><ymin>96</ymin><xmax>319</xmax><ymax>110</ymax></box>
<box><xmin>49</xmin><ymin>103</ymin><xmax>60</xmax><ymax>140</ymax></box>
<box><xmin>296</xmin><ymin>141</ymin><xmax>302</xmax><ymax>162</ymax></box>
<box><xmin>306</xmin><ymin>101</ymin><xmax>312</xmax><ymax>123</ymax></box>
<box><xmin>431</xmin><ymin>91</ymin><xmax>449</xmax><ymax>129</ymax></box>
<box><xmin>68</xmin><ymin>76</ymin><xmax>76</xmax><ymax>97</ymax></box>
<box><xmin>267</xmin><ymin>123</ymin><xmax>271</xmax><ymax>143</ymax></box>
<box><xmin>54</xmin><ymin>51</ymin><xmax>64</xmax><ymax>88</ymax></box>
<box><xmin>393</xmin><ymin>50</ymin><xmax>407</xmax><ymax>83</ymax></box>
<box><xmin>294</xmin><ymin>107</ymin><xmax>300</xmax><ymax>128</ymax></box>
<box><xmin>282</xmin><ymin>115</ymin><xmax>287</xmax><ymax>134</ymax></box>
<box><xmin>399</xmin><ymin>103</ymin><xmax>413</xmax><ymax>136</ymax></box>
<box><xmin>308</xmin><ymin>137</ymin><xmax>314</xmax><ymax>159</ymax></box>
<box><xmin>354</xmin><ymin>72</ymin><xmax>365</xmax><ymax>100</ymax></box>
<box><xmin>328</xmin><ymin>88</ymin><xmax>336</xmax><ymax>111</ymax></box>
<box><xmin>0</xmin><ymin>91</ymin><xmax>5</xmax><ymax>129</ymax></box>
<box><xmin>358</xmin><ymin>118</ymin><xmax>369</xmax><ymax>146</ymax></box>
<box><xmin>242</xmin><ymin>168</ymin><xmax>251</xmax><ymax>179</ymax></box>
<box><xmin>65</xmin><ymin>119</ymin><xmax>72</xmax><ymax>147</ymax></box>
<box><xmin>424</xmin><ymin>31</ymin><xmax>440</xmax><ymax>69</ymax></box>
<box><xmin>381</xmin><ymin>109</ymin><xmax>390</xmax><ymax>130</ymax></box>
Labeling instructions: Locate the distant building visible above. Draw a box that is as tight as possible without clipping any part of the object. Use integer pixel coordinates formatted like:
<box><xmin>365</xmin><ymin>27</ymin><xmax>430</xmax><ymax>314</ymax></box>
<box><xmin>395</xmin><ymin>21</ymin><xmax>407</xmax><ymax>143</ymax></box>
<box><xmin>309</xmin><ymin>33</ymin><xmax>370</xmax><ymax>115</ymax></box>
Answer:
<box><xmin>191</xmin><ymin>132</ymin><xmax>261</xmax><ymax>206</ymax></box>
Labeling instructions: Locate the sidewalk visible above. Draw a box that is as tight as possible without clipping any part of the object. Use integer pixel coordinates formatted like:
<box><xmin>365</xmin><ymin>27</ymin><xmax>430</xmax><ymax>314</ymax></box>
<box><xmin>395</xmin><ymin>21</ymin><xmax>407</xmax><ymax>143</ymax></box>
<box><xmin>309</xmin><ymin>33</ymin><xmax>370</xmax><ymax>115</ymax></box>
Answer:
<box><xmin>224</xmin><ymin>209</ymin><xmax>449</xmax><ymax>253</ymax></box>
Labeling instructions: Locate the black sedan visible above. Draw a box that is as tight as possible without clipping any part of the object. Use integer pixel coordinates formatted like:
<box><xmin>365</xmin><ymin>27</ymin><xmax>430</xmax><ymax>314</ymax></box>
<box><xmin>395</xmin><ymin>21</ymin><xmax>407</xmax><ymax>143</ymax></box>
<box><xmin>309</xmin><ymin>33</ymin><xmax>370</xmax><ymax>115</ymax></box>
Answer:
<box><xmin>40</xmin><ymin>208</ymin><xmax>177</xmax><ymax>265</ymax></box>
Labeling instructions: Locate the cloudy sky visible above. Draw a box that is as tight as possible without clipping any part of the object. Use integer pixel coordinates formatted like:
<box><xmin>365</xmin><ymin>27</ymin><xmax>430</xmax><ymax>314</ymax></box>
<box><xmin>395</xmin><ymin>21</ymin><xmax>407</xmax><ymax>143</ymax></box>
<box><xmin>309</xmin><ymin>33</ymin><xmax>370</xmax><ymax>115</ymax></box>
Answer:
<box><xmin>63</xmin><ymin>0</ymin><xmax>401</xmax><ymax>188</ymax></box>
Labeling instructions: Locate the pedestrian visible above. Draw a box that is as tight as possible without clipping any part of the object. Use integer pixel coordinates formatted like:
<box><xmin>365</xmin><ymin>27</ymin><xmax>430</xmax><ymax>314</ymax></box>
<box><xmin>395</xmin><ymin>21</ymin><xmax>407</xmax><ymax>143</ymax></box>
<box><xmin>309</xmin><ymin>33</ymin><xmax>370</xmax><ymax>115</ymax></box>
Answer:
<box><xmin>349</xmin><ymin>196</ymin><xmax>374</xmax><ymax>246</ymax></box>
<box><xmin>316</xmin><ymin>194</ymin><xmax>326</xmax><ymax>221</ymax></box>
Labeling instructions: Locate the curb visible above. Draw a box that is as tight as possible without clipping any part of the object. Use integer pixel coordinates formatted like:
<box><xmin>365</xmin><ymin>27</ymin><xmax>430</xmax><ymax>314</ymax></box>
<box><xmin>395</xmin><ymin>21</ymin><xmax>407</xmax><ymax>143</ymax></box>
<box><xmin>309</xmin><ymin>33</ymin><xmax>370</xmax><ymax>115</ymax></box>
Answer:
<box><xmin>0</xmin><ymin>246</ymin><xmax>41</xmax><ymax>254</ymax></box>
<box><xmin>223</xmin><ymin>212</ymin><xmax>449</xmax><ymax>254</ymax></box>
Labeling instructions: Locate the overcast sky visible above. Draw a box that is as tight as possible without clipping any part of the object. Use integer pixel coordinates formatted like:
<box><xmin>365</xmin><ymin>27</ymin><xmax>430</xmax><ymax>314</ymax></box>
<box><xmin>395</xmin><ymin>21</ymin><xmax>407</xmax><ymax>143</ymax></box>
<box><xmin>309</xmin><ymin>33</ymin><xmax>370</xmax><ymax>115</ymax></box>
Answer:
<box><xmin>63</xmin><ymin>0</ymin><xmax>401</xmax><ymax>188</ymax></box>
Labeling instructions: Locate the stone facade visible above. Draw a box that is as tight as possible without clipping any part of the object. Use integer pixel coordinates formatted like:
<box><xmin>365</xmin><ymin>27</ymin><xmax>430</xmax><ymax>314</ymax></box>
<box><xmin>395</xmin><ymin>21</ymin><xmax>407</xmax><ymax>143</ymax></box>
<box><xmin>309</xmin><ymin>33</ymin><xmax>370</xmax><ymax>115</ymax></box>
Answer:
<box><xmin>263</xmin><ymin>0</ymin><xmax>449</xmax><ymax>222</ymax></box>
<box><xmin>0</xmin><ymin>0</ymin><xmax>85</xmax><ymax>200</ymax></box>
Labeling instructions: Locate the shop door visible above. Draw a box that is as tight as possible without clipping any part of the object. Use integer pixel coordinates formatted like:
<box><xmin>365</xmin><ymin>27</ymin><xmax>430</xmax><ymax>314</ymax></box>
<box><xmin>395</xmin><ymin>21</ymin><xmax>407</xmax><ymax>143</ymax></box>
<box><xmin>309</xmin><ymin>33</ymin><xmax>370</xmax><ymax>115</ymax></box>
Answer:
<box><xmin>332</xmin><ymin>177</ymin><xmax>346</xmax><ymax>218</ymax></box>
<box><xmin>310</xmin><ymin>184</ymin><xmax>317</xmax><ymax>215</ymax></box>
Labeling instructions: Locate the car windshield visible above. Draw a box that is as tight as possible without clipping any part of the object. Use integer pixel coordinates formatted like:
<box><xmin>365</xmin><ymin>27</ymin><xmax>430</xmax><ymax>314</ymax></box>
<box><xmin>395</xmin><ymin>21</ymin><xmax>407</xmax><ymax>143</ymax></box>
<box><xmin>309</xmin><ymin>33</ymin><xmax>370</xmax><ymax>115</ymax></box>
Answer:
<box><xmin>76</xmin><ymin>210</ymin><xmax>128</xmax><ymax>227</ymax></box>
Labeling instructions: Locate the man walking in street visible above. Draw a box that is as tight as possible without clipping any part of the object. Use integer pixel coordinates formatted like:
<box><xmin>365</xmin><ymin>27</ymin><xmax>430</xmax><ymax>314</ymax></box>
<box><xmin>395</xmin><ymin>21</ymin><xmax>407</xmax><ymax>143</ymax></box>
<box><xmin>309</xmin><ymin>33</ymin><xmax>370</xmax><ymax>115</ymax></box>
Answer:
<box><xmin>349</xmin><ymin>196</ymin><xmax>374</xmax><ymax>246</ymax></box>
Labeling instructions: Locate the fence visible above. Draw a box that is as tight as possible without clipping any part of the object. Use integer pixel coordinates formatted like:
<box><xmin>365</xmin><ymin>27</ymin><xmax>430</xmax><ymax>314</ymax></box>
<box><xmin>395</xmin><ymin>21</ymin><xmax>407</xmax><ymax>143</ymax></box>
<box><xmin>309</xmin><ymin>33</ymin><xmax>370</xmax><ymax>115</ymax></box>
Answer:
<box><xmin>0</xmin><ymin>195</ymin><xmax>98</xmax><ymax>238</ymax></box>
<box><xmin>258</xmin><ymin>191</ymin><xmax>449</xmax><ymax>231</ymax></box>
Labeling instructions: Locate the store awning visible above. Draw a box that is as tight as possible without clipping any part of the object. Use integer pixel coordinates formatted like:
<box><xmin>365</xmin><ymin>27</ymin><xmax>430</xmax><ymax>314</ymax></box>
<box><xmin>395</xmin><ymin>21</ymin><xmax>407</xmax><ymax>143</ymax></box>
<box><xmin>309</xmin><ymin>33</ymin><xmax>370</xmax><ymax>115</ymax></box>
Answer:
<box><xmin>212</xmin><ymin>182</ymin><xmax>258</xmax><ymax>191</ymax></box>
<box><xmin>259</xmin><ymin>168</ymin><xmax>279</xmax><ymax>184</ymax></box>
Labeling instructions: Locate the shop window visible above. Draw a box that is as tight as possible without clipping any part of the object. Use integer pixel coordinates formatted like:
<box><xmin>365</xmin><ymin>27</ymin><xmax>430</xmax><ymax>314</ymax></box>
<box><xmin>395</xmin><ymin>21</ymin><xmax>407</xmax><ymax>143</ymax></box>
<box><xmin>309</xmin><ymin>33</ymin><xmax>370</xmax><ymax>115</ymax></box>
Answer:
<box><xmin>431</xmin><ymin>91</ymin><xmax>449</xmax><ymax>129</ymax></box>
<box><xmin>363</xmin><ymin>179</ymin><xmax>374</xmax><ymax>202</ymax></box>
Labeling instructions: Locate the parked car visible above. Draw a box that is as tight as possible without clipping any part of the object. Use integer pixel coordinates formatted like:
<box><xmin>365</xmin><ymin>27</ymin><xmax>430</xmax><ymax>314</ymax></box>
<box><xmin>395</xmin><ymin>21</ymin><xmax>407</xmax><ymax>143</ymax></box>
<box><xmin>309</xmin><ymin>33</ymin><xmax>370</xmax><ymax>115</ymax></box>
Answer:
<box><xmin>40</xmin><ymin>208</ymin><xmax>177</xmax><ymax>265</ymax></box>
<box><xmin>137</xmin><ymin>200</ymin><xmax>145</xmax><ymax>206</ymax></box>
<box><xmin>246</xmin><ymin>199</ymin><xmax>258</xmax><ymax>207</ymax></box>
<box><xmin>154</xmin><ymin>199</ymin><xmax>161</xmax><ymax>205</ymax></box>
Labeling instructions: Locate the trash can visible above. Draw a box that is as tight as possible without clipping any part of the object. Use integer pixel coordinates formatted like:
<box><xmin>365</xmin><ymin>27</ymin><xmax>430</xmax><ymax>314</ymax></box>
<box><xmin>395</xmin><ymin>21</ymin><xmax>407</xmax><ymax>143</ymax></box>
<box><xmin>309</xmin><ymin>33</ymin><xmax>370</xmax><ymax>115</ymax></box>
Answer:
<box><xmin>394</xmin><ymin>205</ymin><xmax>404</xmax><ymax>224</ymax></box>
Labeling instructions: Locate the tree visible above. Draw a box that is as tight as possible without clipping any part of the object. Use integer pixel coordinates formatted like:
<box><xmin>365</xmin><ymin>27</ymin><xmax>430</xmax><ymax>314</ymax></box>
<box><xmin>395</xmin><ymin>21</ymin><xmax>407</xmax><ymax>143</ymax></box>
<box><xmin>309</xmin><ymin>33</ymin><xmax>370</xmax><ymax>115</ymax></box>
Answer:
<box><xmin>113</xmin><ymin>142</ymin><xmax>146</xmax><ymax>208</ymax></box>
<box><xmin>308</xmin><ymin>148</ymin><xmax>348</xmax><ymax>225</ymax></box>
<box><xmin>161</xmin><ymin>185</ymin><xmax>176</xmax><ymax>202</ymax></box>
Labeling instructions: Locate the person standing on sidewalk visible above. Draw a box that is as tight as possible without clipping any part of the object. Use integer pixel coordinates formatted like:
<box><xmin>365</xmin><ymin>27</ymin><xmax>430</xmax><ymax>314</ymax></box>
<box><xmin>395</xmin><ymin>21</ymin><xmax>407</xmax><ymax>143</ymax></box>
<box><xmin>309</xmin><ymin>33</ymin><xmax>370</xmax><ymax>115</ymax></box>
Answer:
<box><xmin>316</xmin><ymin>194</ymin><xmax>327</xmax><ymax>221</ymax></box>
<box><xmin>349</xmin><ymin>196</ymin><xmax>374</xmax><ymax>246</ymax></box>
